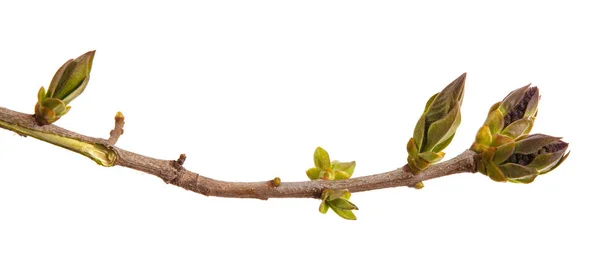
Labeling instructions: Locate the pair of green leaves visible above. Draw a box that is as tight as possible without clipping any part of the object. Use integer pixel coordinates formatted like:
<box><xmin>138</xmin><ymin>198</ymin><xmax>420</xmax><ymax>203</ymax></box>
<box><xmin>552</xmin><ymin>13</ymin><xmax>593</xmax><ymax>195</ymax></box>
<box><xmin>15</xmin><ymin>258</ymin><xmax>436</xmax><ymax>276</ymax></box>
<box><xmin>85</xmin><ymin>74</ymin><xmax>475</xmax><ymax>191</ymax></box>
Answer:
<box><xmin>306</xmin><ymin>147</ymin><xmax>356</xmax><ymax>181</ymax></box>
<box><xmin>306</xmin><ymin>147</ymin><xmax>358</xmax><ymax>220</ymax></box>
<box><xmin>319</xmin><ymin>189</ymin><xmax>358</xmax><ymax>220</ymax></box>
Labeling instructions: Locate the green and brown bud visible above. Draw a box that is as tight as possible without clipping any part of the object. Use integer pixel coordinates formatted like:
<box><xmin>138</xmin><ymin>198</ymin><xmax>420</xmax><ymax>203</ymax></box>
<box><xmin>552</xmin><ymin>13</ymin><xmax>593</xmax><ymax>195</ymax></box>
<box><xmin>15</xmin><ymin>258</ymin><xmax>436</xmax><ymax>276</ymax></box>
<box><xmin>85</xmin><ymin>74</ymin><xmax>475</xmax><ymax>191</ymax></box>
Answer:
<box><xmin>34</xmin><ymin>51</ymin><xmax>95</xmax><ymax>125</ymax></box>
<box><xmin>477</xmin><ymin>134</ymin><xmax>569</xmax><ymax>183</ymax></box>
<box><xmin>306</xmin><ymin>147</ymin><xmax>356</xmax><ymax>181</ymax></box>
<box><xmin>472</xmin><ymin>85</ymin><xmax>539</xmax><ymax>152</ymax></box>
<box><xmin>319</xmin><ymin>189</ymin><xmax>358</xmax><ymax>220</ymax></box>
<box><xmin>406</xmin><ymin>73</ymin><xmax>466</xmax><ymax>175</ymax></box>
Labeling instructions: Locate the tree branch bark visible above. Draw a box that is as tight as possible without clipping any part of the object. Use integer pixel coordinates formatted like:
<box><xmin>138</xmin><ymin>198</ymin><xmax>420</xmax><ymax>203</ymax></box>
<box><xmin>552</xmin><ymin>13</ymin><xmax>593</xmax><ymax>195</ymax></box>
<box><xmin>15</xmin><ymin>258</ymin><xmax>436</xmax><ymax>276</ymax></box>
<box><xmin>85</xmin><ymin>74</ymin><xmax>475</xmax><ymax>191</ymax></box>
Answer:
<box><xmin>0</xmin><ymin>106</ymin><xmax>478</xmax><ymax>200</ymax></box>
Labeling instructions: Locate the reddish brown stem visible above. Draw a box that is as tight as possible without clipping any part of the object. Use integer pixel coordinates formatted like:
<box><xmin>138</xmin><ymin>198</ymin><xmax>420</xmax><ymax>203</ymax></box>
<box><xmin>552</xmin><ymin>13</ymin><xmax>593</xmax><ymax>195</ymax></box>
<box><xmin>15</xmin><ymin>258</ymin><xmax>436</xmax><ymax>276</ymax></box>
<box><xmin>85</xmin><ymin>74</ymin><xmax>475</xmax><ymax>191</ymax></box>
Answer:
<box><xmin>0</xmin><ymin>106</ymin><xmax>478</xmax><ymax>200</ymax></box>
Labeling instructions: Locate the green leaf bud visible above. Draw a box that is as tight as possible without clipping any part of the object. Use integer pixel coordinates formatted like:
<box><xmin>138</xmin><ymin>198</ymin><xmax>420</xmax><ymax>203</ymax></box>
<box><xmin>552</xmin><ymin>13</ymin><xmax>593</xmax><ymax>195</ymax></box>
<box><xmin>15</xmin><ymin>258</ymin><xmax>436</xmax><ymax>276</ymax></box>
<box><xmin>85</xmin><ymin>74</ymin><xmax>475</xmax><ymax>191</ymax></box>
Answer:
<box><xmin>34</xmin><ymin>51</ymin><xmax>95</xmax><ymax>125</ymax></box>
<box><xmin>318</xmin><ymin>189</ymin><xmax>358</xmax><ymax>220</ymax></box>
<box><xmin>306</xmin><ymin>147</ymin><xmax>357</xmax><ymax>181</ymax></box>
<box><xmin>406</xmin><ymin>73</ymin><xmax>466</xmax><ymax>188</ymax></box>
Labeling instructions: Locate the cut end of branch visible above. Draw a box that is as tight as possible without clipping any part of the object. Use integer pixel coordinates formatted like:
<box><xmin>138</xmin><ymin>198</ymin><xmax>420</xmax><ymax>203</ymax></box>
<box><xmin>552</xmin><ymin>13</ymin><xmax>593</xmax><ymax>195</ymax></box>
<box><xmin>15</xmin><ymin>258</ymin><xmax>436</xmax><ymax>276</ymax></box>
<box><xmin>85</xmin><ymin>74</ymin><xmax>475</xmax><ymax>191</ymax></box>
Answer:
<box><xmin>108</xmin><ymin>111</ymin><xmax>125</xmax><ymax>145</ymax></box>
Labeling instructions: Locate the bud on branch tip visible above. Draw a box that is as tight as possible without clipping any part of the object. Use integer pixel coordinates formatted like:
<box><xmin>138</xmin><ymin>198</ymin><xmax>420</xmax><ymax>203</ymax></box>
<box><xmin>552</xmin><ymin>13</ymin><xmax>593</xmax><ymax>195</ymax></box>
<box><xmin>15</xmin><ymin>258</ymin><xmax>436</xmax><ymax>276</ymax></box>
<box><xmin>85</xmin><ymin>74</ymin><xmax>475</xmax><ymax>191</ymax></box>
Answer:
<box><xmin>34</xmin><ymin>50</ymin><xmax>95</xmax><ymax>125</ymax></box>
<box><xmin>471</xmin><ymin>85</ymin><xmax>569</xmax><ymax>183</ymax></box>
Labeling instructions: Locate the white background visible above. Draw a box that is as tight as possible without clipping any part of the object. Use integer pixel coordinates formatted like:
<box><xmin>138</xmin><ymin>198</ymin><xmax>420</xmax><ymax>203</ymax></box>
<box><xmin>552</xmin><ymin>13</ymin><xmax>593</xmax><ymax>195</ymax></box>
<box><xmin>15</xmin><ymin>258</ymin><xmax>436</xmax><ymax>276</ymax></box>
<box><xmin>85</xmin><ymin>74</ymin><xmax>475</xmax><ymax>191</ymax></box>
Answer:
<box><xmin>0</xmin><ymin>1</ymin><xmax>597</xmax><ymax>279</ymax></box>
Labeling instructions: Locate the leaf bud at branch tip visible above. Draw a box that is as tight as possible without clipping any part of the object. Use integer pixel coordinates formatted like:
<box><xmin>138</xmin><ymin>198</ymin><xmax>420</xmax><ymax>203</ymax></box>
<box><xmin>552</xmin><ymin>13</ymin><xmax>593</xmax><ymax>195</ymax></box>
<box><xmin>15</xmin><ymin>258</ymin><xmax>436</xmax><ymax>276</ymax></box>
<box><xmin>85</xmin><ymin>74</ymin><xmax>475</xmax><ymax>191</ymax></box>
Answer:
<box><xmin>108</xmin><ymin>111</ymin><xmax>126</xmax><ymax>145</ymax></box>
<box><xmin>34</xmin><ymin>51</ymin><xmax>96</xmax><ymax>125</ymax></box>
<box><xmin>115</xmin><ymin>111</ymin><xmax>124</xmax><ymax>122</ymax></box>
<box><xmin>471</xmin><ymin>85</ymin><xmax>568</xmax><ymax>183</ymax></box>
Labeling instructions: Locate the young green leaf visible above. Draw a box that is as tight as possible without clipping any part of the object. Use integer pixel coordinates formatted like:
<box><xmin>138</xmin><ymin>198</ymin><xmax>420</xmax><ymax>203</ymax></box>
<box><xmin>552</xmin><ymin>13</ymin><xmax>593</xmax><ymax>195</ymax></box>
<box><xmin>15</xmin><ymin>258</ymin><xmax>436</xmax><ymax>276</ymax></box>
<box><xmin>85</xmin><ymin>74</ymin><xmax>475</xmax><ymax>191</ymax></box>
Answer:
<box><xmin>319</xmin><ymin>201</ymin><xmax>329</xmax><ymax>214</ymax></box>
<box><xmin>306</xmin><ymin>167</ymin><xmax>321</xmax><ymax>180</ymax></box>
<box><xmin>332</xmin><ymin>160</ymin><xmax>356</xmax><ymax>177</ymax></box>
<box><xmin>328</xmin><ymin>198</ymin><xmax>358</xmax><ymax>210</ymax></box>
<box><xmin>313</xmin><ymin>147</ymin><xmax>331</xmax><ymax>169</ymax></box>
<box><xmin>330</xmin><ymin>207</ymin><xmax>357</xmax><ymax>220</ymax></box>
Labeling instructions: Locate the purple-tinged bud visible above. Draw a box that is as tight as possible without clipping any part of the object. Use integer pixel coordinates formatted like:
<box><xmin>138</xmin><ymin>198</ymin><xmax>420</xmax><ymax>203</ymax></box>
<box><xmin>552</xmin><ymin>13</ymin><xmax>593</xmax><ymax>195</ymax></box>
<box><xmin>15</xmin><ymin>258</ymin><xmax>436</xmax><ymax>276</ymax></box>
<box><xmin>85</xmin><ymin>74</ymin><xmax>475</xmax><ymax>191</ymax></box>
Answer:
<box><xmin>477</xmin><ymin>134</ymin><xmax>569</xmax><ymax>183</ymax></box>
<box><xmin>482</xmin><ymin>85</ymin><xmax>539</xmax><ymax>138</ymax></box>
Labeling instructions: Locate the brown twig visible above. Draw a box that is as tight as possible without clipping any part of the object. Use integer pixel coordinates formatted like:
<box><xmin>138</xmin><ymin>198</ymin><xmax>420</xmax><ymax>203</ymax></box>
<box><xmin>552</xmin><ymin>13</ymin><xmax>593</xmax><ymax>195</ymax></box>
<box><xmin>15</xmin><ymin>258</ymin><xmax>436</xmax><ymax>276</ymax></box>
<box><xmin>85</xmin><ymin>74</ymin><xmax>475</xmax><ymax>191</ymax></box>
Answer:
<box><xmin>108</xmin><ymin>111</ymin><xmax>125</xmax><ymax>145</ymax></box>
<box><xmin>0</xmin><ymin>106</ymin><xmax>478</xmax><ymax>200</ymax></box>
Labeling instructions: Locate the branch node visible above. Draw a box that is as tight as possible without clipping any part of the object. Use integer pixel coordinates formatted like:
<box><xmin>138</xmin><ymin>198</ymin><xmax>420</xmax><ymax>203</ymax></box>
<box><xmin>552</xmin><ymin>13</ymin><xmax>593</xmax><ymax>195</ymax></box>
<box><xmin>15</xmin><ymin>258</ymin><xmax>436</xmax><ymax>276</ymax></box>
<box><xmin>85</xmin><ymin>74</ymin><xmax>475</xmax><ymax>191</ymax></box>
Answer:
<box><xmin>176</xmin><ymin>154</ymin><xmax>187</xmax><ymax>166</ymax></box>
<box><xmin>401</xmin><ymin>165</ymin><xmax>424</xmax><ymax>189</ymax></box>
<box><xmin>164</xmin><ymin>154</ymin><xmax>188</xmax><ymax>185</ymax></box>
<box><xmin>108</xmin><ymin>111</ymin><xmax>125</xmax><ymax>145</ymax></box>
